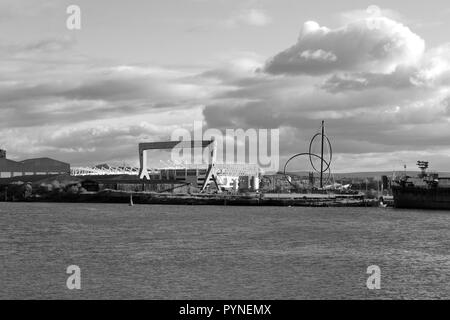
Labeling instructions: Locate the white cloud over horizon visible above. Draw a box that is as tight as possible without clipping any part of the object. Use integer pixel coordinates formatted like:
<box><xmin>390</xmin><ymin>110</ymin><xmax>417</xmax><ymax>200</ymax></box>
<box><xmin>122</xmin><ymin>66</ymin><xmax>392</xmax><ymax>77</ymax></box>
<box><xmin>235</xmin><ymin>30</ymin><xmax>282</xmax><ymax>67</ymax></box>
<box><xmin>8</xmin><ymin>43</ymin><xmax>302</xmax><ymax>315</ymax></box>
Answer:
<box><xmin>263</xmin><ymin>18</ymin><xmax>425</xmax><ymax>75</ymax></box>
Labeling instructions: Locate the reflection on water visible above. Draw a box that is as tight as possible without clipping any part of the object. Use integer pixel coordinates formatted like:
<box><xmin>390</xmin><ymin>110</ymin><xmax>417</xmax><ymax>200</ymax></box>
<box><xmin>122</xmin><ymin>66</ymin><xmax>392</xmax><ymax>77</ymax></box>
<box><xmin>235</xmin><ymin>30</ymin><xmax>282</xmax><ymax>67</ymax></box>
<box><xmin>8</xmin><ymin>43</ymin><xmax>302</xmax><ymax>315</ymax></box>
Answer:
<box><xmin>0</xmin><ymin>202</ymin><xmax>449</xmax><ymax>299</ymax></box>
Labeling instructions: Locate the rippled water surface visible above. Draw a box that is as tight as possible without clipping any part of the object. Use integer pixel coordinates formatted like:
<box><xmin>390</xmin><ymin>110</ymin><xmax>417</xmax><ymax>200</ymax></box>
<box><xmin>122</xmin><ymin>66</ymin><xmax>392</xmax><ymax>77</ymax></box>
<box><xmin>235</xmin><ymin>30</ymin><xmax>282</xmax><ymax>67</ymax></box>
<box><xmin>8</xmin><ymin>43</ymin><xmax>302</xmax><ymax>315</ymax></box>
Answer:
<box><xmin>1</xmin><ymin>202</ymin><xmax>449</xmax><ymax>299</ymax></box>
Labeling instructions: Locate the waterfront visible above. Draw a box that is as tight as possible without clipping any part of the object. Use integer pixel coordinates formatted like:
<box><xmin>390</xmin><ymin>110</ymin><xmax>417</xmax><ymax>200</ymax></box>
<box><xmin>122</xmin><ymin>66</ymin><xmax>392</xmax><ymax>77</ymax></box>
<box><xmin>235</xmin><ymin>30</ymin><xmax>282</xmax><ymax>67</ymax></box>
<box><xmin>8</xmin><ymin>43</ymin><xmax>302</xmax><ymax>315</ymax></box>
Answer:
<box><xmin>1</xmin><ymin>203</ymin><xmax>449</xmax><ymax>299</ymax></box>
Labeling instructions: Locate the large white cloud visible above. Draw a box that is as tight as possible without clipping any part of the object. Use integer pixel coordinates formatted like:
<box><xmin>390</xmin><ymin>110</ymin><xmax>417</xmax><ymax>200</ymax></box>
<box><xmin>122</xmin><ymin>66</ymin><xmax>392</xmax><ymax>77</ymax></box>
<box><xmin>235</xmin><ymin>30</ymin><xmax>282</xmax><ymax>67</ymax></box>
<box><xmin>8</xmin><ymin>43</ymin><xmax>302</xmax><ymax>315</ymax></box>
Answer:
<box><xmin>263</xmin><ymin>18</ymin><xmax>425</xmax><ymax>75</ymax></box>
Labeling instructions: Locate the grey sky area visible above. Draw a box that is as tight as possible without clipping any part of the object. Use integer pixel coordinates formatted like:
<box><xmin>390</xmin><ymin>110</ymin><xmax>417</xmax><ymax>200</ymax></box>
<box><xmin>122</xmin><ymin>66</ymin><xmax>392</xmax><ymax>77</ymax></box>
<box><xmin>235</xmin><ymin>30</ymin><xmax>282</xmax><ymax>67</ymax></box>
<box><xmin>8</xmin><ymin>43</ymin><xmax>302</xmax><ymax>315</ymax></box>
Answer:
<box><xmin>1</xmin><ymin>0</ymin><xmax>449</xmax><ymax>172</ymax></box>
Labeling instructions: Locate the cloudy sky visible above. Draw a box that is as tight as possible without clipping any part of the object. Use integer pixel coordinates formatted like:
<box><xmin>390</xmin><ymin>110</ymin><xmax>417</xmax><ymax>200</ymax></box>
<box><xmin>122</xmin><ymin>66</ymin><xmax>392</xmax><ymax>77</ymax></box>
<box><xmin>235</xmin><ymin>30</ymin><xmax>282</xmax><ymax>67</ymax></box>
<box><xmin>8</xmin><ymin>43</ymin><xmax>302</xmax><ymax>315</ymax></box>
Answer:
<box><xmin>1</xmin><ymin>0</ymin><xmax>450</xmax><ymax>172</ymax></box>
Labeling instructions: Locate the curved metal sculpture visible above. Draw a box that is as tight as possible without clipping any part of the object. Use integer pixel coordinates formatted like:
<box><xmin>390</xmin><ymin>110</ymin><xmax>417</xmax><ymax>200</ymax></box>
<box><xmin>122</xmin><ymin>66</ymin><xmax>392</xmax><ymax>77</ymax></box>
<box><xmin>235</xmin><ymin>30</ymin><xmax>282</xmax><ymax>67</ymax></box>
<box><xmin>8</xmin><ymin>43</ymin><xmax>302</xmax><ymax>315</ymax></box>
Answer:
<box><xmin>308</xmin><ymin>132</ymin><xmax>332</xmax><ymax>173</ymax></box>
<box><xmin>284</xmin><ymin>121</ymin><xmax>333</xmax><ymax>189</ymax></box>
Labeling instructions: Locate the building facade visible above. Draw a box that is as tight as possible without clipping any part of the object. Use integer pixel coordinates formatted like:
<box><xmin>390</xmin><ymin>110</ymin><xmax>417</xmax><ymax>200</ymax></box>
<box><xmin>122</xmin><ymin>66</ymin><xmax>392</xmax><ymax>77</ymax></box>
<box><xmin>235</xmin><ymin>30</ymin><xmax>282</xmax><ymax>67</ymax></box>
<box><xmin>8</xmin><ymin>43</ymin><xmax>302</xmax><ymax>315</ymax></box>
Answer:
<box><xmin>0</xmin><ymin>150</ymin><xmax>70</xmax><ymax>178</ymax></box>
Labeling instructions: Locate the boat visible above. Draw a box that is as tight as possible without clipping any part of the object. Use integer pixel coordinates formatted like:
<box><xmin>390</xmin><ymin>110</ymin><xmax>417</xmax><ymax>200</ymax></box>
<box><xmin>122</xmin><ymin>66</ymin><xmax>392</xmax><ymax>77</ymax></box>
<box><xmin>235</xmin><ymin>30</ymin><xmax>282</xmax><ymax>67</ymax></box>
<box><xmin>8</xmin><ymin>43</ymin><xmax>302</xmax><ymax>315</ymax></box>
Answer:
<box><xmin>129</xmin><ymin>193</ymin><xmax>134</xmax><ymax>206</ymax></box>
<box><xmin>392</xmin><ymin>161</ymin><xmax>450</xmax><ymax>209</ymax></box>
<box><xmin>378</xmin><ymin>195</ymin><xmax>393</xmax><ymax>208</ymax></box>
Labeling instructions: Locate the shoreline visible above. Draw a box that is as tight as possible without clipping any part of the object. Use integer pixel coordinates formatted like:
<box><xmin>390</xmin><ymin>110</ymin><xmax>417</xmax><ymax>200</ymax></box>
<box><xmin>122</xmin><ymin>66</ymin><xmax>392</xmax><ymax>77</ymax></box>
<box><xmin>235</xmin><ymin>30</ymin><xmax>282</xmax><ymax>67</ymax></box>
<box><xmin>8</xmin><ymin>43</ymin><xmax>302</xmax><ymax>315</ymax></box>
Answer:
<box><xmin>2</xmin><ymin>190</ymin><xmax>380</xmax><ymax>207</ymax></box>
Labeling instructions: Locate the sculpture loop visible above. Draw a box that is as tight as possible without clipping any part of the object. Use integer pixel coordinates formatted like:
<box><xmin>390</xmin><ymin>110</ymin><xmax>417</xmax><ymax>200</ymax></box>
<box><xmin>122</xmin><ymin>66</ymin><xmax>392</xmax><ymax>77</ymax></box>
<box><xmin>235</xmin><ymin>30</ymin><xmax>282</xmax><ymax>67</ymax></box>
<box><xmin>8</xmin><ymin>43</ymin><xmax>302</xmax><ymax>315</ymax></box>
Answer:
<box><xmin>284</xmin><ymin>130</ymin><xmax>333</xmax><ymax>188</ymax></box>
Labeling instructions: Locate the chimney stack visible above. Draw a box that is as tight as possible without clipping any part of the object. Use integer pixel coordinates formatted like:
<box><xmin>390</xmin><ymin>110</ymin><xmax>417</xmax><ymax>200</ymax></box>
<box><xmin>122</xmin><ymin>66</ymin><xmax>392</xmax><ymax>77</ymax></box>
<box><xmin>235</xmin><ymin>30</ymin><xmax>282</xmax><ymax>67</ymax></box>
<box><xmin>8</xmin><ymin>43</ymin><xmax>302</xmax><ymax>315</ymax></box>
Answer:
<box><xmin>0</xmin><ymin>149</ymin><xmax>6</xmax><ymax>159</ymax></box>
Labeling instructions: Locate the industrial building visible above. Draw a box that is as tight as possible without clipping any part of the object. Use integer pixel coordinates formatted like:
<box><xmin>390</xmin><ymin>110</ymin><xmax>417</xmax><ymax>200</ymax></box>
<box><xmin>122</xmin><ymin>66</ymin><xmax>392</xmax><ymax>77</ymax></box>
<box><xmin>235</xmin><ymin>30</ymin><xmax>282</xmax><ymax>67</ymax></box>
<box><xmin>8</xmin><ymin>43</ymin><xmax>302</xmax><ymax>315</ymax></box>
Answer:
<box><xmin>137</xmin><ymin>140</ymin><xmax>261</xmax><ymax>193</ymax></box>
<box><xmin>0</xmin><ymin>149</ymin><xmax>70</xmax><ymax>178</ymax></box>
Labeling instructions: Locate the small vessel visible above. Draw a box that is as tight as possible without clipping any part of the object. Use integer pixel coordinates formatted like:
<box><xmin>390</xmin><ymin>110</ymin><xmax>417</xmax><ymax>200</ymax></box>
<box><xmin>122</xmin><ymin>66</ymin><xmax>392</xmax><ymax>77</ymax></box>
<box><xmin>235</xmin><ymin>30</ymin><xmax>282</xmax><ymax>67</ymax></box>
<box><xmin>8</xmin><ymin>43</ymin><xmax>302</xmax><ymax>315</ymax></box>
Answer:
<box><xmin>129</xmin><ymin>193</ymin><xmax>134</xmax><ymax>206</ymax></box>
<box><xmin>378</xmin><ymin>199</ymin><xmax>388</xmax><ymax>208</ymax></box>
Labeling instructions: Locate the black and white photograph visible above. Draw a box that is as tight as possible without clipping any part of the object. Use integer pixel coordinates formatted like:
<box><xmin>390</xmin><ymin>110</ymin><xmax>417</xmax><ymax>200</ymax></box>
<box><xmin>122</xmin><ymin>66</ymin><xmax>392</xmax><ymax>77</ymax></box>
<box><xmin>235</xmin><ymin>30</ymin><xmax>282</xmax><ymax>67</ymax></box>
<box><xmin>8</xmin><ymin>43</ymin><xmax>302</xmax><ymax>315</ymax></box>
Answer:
<box><xmin>0</xmin><ymin>0</ymin><xmax>449</xmax><ymax>305</ymax></box>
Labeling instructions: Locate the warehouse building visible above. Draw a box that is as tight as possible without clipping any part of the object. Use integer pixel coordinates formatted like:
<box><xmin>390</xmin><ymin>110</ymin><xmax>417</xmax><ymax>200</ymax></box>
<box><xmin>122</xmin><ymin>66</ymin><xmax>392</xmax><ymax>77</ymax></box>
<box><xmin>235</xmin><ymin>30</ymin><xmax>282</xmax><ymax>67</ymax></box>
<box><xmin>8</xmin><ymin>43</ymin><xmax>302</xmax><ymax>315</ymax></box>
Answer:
<box><xmin>0</xmin><ymin>149</ymin><xmax>70</xmax><ymax>178</ymax></box>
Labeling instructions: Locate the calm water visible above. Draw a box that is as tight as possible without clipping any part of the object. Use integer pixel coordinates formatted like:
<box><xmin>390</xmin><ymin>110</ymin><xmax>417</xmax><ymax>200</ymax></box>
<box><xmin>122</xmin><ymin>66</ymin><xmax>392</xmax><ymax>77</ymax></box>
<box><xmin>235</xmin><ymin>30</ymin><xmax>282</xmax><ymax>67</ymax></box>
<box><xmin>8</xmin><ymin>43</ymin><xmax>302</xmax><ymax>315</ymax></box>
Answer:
<box><xmin>0</xmin><ymin>202</ymin><xmax>449</xmax><ymax>299</ymax></box>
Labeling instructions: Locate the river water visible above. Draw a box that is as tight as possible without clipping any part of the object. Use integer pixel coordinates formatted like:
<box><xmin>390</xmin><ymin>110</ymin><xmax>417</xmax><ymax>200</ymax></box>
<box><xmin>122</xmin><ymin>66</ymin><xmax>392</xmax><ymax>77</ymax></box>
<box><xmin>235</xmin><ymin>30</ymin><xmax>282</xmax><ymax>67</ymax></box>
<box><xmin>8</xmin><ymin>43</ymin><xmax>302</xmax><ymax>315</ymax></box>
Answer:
<box><xmin>0</xmin><ymin>202</ymin><xmax>449</xmax><ymax>299</ymax></box>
